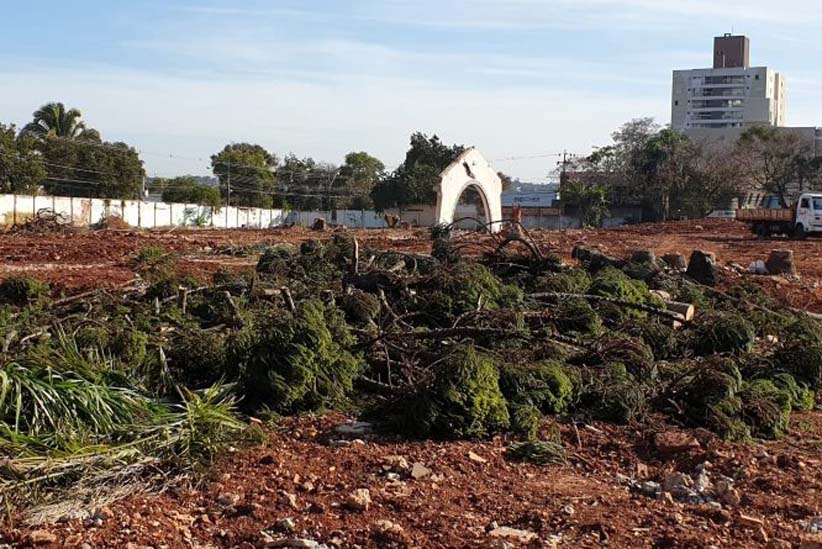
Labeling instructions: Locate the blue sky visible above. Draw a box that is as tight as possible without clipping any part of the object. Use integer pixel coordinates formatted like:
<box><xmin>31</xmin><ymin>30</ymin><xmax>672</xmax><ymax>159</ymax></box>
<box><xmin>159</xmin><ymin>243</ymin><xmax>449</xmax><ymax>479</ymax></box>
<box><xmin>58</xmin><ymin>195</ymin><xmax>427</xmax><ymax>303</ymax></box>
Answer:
<box><xmin>0</xmin><ymin>1</ymin><xmax>819</xmax><ymax>182</ymax></box>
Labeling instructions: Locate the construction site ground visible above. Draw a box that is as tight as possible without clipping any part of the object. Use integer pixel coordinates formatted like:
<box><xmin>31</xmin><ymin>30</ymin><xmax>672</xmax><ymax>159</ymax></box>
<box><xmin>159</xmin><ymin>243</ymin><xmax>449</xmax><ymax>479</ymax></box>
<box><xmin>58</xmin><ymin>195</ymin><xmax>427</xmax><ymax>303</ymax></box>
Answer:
<box><xmin>2</xmin><ymin>219</ymin><xmax>822</xmax><ymax>548</ymax></box>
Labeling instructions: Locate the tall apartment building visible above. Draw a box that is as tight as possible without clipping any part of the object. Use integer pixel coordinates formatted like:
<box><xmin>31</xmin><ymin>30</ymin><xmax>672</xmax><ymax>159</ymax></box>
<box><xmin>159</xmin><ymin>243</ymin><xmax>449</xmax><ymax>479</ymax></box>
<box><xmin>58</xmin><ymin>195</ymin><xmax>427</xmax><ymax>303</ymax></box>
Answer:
<box><xmin>671</xmin><ymin>35</ymin><xmax>786</xmax><ymax>131</ymax></box>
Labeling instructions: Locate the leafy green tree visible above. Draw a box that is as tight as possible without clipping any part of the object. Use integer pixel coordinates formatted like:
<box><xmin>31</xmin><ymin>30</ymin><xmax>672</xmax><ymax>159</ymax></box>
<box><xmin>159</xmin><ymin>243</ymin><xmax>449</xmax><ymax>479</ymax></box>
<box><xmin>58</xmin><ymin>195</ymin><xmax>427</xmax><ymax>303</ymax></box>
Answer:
<box><xmin>211</xmin><ymin>143</ymin><xmax>278</xmax><ymax>208</ymax></box>
<box><xmin>372</xmin><ymin>133</ymin><xmax>465</xmax><ymax>211</ymax></box>
<box><xmin>633</xmin><ymin>128</ymin><xmax>698</xmax><ymax>221</ymax></box>
<box><xmin>736</xmin><ymin>126</ymin><xmax>819</xmax><ymax>206</ymax></box>
<box><xmin>22</xmin><ymin>102</ymin><xmax>100</xmax><ymax>141</ymax></box>
<box><xmin>39</xmin><ymin>137</ymin><xmax>145</xmax><ymax>199</ymax></box>
<box><xmin>160</xmin><ymin>177</ymin><xmax>222</xmax><ymax>208</ymax></box>
<box><xmin>341</xmin><ymin>151</ymin><xmax>385</xmax><ymax>209</ymax></box>
<box><xmin>562</xmin><ymin>179</ymin><xmax>609</xmax><ymax>228</ymax></box>
<box><xmin>276</xmin><ymin>154</ymin><xmax>340</xmax><ymax>211</ymax></box>
<box><xmin>0</xmin><ymin>124</ymin><xmax>47</xmax><ymax>194</ymax></box>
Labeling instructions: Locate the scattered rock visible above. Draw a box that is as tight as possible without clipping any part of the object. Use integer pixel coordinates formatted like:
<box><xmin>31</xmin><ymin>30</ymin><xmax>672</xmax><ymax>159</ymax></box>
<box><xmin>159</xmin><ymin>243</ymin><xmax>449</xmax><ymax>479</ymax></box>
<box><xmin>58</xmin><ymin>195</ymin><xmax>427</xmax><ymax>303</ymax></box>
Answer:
<box><xmin>275</xmin><ymin>518</ymin><xmax>297</xmax><ymax>533</ymax></box>
<box><xmin>655</xmin><ymin>431</ymin><xmax>701</xmax><ymax>454</ymax></box>
<box><xmin>28</xmin><ymin>530</ymin><xmax>58</xmax><ymax>546</ymax></box>
<box><xmin>572</xmin><ymin>245</ymin><xmax>625</xmax><ymax>271</ymax></box>
<box><xmin>663</xmin><ymin>472</ymin><xmax>693</xmax><ymax>494</ymax></box>
<box><xmin>382</xmin><ymin>455</ymin><xmax>410</xmax><ymax>473</ymax></box>
<box><xmin>686</xmin><ymin>250</ymin><xmax>718</xmax><ymax>286</ymax></box>
<box><xmin>216</xmin><ymin>492</ymin><xmax>240</xmax><ymax>507</ymax></box>
<box><xmin>264</xmin><ymin>538</ymin><xmax>321</xmax><ymax>548</ymax></box>
<box><xmin>468</xmin><ymin>451</ymin><xmax>488</xmax><ymax>464</ymax></box>
<box><xmin>800</xmin><ymin>533</ymin><xmax>822</xmax><ymax>549</ymax></box>
<box><xmin>92</xmin><ymin>506</ymin><xmax>114</xmax><ymax>521</ymax></box>
<box><xmin>754</xmin><ymin>526</ymin><xmax>769</xmax><ymax>543</ymax></box>
<box><xmin>766</xmin><ymin>540</ymin><xmax>792</xmax><ymax>549</ymax></box>
<box><xmin>410</xmin><ymin>462</ymin><xmax>431</xmax><ymax>480</ymax></box>
<box><xmin>488</xmin><ymin>526</ymin><xmax>538</xmax><ymax>543</ymax></box>
<box><xmin>766</xmin><ymin>249</ymin><xmax>797</xmax><ymax>276</ymax></box>
<box><xmin>806</xmin><ymin>517</ymin><xmax>822</xmax><ymax>534</ymax></box>
<box><xmin>662</xmin><ymin>253</ymin><xmax>687</xmax><ymax>270</ymax></box>
<box><xmin>638</xmin><ymin>481</ymin><xmax>661</xmax><ymax>497</ymax></box>
<box><xmin>335</xmin><ymin>421</ymin><xmax>374</xmax><ymax>437</ymax></box>
<box><xmin>346</xmin><ymin>488</ymin><xmax>372</xmax><ymax>512</ymax></box>
<box><xmin>738</xmin><ymin>514</ymin><xmax>765</xmax><ymax>528</ymax></box>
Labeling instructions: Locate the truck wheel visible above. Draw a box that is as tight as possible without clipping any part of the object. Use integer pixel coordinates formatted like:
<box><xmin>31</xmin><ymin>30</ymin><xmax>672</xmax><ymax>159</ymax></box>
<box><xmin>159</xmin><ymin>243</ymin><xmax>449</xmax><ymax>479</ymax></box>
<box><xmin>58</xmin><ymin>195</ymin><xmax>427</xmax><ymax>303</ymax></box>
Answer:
<box><xmin>794</xmin><ymin>224</ymin><xmax>807</xmax><ymax>240</ymax></box>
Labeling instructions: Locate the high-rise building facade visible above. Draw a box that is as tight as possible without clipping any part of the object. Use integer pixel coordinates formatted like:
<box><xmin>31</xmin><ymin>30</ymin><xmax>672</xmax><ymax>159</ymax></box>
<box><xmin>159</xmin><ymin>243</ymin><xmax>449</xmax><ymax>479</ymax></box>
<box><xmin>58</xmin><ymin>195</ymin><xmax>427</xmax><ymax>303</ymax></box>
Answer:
<box><xmin>672</xmin><ymin>35</ymin><xmax>786</xmax><ymax>131</ymax></box>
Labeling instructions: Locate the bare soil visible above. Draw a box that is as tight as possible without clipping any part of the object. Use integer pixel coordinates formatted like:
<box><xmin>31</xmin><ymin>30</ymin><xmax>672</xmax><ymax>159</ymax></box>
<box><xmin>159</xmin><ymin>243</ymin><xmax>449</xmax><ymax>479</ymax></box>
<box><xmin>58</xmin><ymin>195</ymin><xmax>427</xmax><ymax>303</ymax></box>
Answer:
<box><xmin>2</xmin><ymin>219</ymin><xmax>822</xmax><ymax>548</ymax></box>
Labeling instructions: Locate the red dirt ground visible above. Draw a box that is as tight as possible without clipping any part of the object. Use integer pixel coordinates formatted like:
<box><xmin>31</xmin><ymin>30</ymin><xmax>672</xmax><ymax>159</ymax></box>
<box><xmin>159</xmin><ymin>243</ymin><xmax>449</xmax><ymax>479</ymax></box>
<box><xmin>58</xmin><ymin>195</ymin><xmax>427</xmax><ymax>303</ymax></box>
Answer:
<box><xmin>2</xmin><ymin>220</ymin><xmax>822</xmax><ymax>548</ymax></box>
<box><xmin>2</xmin><ymin>219</ymin><xmax>821</xmax><ymax>311</ymax></box>
<box><xmin>2</xmin><ymin>412</ymin><xmax>821</xmax><ymax>548</ymax></box>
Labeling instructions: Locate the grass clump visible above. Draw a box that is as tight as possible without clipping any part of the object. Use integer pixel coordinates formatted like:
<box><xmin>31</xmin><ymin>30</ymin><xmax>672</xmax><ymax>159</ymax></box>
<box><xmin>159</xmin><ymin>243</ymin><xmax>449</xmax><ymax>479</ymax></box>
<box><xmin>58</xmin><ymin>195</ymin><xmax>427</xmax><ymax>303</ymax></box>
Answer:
<box><xmin>507</xmin><ymin>440</ymin><xmax>566</xmax><ymax>465</ymax></box>
<box><xmin>689</xmin><ymin>311</ymin><xmax>756</xmax><ymax>355</ymax></box>
<box><xmin>396</xmin><ymin>345</ymin><xmax>510</xmax><ymax>439</ymax></box>
<box><xmin>0</xmin><ymin>276</ymin><xmax>50</xmax><ymax>307</ymax></box>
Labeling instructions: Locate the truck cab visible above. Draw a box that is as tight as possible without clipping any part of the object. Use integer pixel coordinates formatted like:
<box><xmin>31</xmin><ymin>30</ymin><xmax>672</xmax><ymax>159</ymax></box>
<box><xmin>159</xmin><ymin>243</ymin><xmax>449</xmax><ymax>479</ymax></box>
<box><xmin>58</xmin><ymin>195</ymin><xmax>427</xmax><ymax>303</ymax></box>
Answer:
<box><xmin>794</xmin><ymin>193</ymin><xmax>822</xmax><ymax>238</ymax></box>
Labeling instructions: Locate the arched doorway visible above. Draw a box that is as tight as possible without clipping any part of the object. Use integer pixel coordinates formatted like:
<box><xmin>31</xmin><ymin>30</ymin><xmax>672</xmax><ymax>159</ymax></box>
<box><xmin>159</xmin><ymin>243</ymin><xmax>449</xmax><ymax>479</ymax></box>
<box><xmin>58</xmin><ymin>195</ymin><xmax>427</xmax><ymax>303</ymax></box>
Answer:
<box><xmin>451</xmin><ymin>182</ymin><xmax>491</xmax><ymax>230</ymax></box>
<box><xmin>434</xmin><ymin>148</ymin><xmax>502</xmax><ymax>232</ymax></box>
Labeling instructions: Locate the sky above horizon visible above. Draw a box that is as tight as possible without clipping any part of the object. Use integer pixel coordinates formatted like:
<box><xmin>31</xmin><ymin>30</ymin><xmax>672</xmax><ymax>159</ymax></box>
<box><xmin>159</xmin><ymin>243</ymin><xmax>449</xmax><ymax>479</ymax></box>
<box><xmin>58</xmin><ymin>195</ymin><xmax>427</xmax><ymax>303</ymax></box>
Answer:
<box><xmin>0</xmin><ymin>1</ymin><xmax>820</xmax><ymax>182</ymax></box>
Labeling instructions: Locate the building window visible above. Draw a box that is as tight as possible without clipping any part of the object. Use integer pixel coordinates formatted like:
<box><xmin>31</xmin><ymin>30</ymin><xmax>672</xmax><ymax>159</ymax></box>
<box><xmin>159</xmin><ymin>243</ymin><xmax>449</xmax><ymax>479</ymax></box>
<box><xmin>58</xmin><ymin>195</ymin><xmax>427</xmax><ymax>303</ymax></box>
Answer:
<box><xmin>675</xmin><ymin>100</ymin><xmax>679</xmax><ymax>106</ymax></box>
<box><xmin>755</xmin><ymin>74</ymin><xmax>760</xmax><ymax>80</ymax></box>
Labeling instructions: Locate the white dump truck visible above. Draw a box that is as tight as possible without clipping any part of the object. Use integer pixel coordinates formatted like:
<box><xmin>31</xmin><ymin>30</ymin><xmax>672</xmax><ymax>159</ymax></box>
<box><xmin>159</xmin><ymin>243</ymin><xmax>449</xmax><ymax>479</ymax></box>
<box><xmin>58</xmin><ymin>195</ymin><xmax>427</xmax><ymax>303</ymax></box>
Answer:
<box><xmin>736</xmin><ymin>193</ymin><xmax>822</xmax><ymax>239</ymax></box>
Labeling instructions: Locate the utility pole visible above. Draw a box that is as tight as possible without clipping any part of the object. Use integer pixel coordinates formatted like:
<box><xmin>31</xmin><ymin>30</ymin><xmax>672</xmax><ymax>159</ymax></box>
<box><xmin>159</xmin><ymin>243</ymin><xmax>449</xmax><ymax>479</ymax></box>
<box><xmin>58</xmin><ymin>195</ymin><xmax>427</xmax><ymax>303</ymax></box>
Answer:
<box><xmin>226</xmin><ymin>156</ymin><xmax>231</xmax><ymax>228</ymax></box>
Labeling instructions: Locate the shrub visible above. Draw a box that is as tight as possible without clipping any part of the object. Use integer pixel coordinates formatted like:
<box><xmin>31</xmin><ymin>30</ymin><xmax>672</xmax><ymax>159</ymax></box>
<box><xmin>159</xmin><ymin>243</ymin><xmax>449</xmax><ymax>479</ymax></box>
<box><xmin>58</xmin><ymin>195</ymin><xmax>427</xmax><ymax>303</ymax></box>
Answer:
<box><xmin>166</xmin><ymin>329</ymin><xmax>230</xmax><ymax>390</ymax></box>
<box><xmin>772</xmin><ymin>373</ymin><xmax>815</xmax><ymax>411</ymax></box>
<box><xmin>341</xmin><ymin>290</ymin><xmax>381</xmax><ymax>326</ymax></box>
<box><xmin>689</xmin><ymin>311</ymin><xmax>756</xmax><ymax>355</ymax></box>
<box><xmin>677</xmin><ymin>358</ymin><xmax>750</xmax><ymax>440</ymax></box>
<box><xmin>0</xmin><ymin>277</ymin><xmax>50</xmax><ymax>306</ymax></box>
<box><xmin>585</xmin><ymin>334</ymin><xmax>655</xmax><ymax>380</ymax></box>
<box><xmin>618</xmin><ymin>319</ymin><xmax>677</xmax><ymax>360</ymax></box>
<box><xmin>773</xmin><ymin>317</ymin><xmax>822</xmax><ymax>389</ymax></box>
<box><xmin>740</xmin><ymin>380</ymin><xmax>792</xmax><ymax>439</ymax></box>
<box><xmin>397</xmin><ymin>345</ymin><xmax>510</xmax><ymax>439</ymax></box>
<box><xmin>585</xmin><ymin>363</ymin><xmax>648</xmax><ymax>424</ymax></box>
<box><xmin>589</xmin><ymin>268</ymin><xmax>660</xmax><ymax>319</ymax></box>
<box><xmin>240</xmin><ymin>300</ymin><xmax>363</xmax><ymax>413</ymax></box>
<box><xmin>509</xmin><ymin>402</ymin><xmax>541</xmax><ymax>440</ymax></box>
<box><xmin>555</xmin><ymin>298</ymin><xmax>602</xmax><ymax>336</ymax></box>
<box><xmin>256</xmin><ymin>245</ymin><xmax>295</xmax><ymax>274</ymax></box>
<box><xmin>416</xmin><ymin>263</ymin><xmax>522</xmax><ymax>324</ymax></box>
<box><xmin>532</xmin><ymin>269</ymin><xmax>591</xmax><ymax>294</ymax></box>
<box><xmin>498</xmin><ymin>361</ymin><xmax>576</xmax><ymax>415</ymax></box>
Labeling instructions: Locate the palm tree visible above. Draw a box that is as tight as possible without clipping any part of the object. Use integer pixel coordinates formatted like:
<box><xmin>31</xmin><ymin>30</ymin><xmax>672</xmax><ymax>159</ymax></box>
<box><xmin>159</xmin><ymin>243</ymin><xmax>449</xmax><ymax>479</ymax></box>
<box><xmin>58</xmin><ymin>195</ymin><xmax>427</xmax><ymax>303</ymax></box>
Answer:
<box><xmin>22</xmin><ymin>102</ymin><xmax>100</xmax><ymax>141</ymax></box>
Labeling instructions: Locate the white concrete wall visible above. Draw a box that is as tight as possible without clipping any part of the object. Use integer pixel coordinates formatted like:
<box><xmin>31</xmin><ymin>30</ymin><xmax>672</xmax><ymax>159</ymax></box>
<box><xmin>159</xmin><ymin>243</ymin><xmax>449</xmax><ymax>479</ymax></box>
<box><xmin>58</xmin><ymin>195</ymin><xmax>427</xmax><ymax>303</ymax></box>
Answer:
<box><xmin>0</xmin><ymin>194</ymin><xmax>291</xmax><ymax>230</ymax></box>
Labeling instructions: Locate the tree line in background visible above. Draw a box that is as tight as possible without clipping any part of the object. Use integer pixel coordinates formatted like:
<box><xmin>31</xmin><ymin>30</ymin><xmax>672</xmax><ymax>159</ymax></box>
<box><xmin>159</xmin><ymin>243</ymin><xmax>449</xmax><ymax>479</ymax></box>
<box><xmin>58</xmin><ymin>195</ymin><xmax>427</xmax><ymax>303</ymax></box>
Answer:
<box><xmin>0</xmin><ymin>102</ymin><xmax>484</xmax><ymax>213</ymax></box>
<box><xmin>4</xmin><ymin>103</ymin><xmax>821</xmax><ymax>223</ymax></box>
<box><xmin>564</xmin><ymin>117</ymin><xmax>822</xmax><ymax>227</ymax></box>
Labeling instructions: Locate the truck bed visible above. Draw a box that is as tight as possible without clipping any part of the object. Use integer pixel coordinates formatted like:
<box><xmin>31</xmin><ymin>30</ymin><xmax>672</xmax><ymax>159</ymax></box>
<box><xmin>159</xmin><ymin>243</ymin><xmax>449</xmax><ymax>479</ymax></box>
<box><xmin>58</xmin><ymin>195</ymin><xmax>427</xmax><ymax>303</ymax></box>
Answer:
<box><xmin>736</xmin><ymin>208</ymin><xmax>794</xmax><ymax>223</ymax></box>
